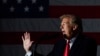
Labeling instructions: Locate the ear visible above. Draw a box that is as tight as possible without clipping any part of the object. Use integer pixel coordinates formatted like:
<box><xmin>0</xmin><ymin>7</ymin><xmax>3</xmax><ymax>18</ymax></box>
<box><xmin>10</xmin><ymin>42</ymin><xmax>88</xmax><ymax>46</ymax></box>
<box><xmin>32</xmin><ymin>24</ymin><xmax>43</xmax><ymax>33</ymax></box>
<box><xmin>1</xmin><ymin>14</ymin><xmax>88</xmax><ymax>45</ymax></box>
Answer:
<box><xmin>73</xmin><ymin>24</ymin><xmax>78</xmax><ymax>31</ymax></box>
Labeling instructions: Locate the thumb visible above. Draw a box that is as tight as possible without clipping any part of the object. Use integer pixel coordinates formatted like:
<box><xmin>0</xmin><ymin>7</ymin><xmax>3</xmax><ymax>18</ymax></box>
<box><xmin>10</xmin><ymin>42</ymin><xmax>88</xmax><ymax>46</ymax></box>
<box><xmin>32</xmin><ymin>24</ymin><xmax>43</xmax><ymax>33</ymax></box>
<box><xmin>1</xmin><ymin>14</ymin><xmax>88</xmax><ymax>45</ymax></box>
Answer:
<box><xmin>31</xmin><ymin>41</ymin><xmax>34</xmax><ymax>44</ymax></box>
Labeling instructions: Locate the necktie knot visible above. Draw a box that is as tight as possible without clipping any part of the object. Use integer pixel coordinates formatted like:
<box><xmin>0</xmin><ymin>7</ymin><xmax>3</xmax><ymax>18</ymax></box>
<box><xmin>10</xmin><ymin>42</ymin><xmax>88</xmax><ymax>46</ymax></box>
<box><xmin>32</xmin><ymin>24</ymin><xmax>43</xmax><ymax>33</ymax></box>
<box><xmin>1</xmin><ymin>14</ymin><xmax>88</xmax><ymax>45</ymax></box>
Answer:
<box><xmin>67</xmin><ymin>40</ymin><xmax>70</xmax><ymax>44</ymax></box>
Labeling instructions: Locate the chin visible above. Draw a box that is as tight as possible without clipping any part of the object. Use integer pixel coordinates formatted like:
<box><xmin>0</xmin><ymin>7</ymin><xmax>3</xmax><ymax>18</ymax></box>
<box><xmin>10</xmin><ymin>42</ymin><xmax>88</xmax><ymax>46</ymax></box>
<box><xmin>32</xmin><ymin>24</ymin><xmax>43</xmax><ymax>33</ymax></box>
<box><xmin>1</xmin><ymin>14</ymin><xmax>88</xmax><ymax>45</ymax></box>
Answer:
<box><xmin>63</xmin><ymin>34</ymin><xmax>71</xmax><ymax>39</ymax></box>
<box><xmin>62</xmin><ymin>32</ymin><xmax>66</xmax><ymax>35</ymax></box>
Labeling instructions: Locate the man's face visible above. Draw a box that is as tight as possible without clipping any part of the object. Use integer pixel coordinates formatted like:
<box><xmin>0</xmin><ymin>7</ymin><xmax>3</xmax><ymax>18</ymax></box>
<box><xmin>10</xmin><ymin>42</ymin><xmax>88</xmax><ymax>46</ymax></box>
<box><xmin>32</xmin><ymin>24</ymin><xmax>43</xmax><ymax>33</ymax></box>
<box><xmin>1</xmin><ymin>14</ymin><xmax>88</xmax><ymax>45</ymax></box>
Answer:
<box><xmin>60</xmin><ymin>18</ymin><xmax>76</xmax><ymax>39</ymax></box>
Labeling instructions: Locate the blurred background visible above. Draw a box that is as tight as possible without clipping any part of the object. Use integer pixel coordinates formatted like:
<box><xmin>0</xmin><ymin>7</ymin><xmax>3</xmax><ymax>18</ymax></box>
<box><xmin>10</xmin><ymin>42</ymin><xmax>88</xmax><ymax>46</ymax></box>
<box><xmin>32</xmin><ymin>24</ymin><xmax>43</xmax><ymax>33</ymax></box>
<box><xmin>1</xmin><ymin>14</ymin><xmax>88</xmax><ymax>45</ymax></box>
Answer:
<box><xmin>0</xmin><ymin>0</ymin><xmax>100</xmax><ymax>56</ymax></box>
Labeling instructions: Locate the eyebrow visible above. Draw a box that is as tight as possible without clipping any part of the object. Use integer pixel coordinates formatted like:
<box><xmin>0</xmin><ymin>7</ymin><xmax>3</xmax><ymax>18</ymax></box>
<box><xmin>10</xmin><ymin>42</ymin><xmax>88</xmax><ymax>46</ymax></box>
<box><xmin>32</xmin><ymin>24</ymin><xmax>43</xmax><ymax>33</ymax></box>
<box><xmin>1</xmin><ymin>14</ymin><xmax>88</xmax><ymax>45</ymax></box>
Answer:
<box><xmin>62</xmin><ymin>22</ymin><xmax>69</xmax><ymax>24</ymax></box>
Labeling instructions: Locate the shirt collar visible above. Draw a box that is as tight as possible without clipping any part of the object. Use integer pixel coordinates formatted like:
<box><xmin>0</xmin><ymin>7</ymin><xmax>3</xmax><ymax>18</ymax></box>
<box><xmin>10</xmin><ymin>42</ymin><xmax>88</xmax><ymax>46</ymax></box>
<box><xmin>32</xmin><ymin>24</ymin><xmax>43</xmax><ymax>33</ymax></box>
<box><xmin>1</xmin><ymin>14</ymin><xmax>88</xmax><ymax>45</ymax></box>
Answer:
<box><xmin>65</xmin><ymin>37</ymin><xmax>76</xmax><ymax>43</ymax></box>
<box><xmin>70</xmin><ymin>37</ymin><xmax>76</xmax><ymax>43</ymax></box>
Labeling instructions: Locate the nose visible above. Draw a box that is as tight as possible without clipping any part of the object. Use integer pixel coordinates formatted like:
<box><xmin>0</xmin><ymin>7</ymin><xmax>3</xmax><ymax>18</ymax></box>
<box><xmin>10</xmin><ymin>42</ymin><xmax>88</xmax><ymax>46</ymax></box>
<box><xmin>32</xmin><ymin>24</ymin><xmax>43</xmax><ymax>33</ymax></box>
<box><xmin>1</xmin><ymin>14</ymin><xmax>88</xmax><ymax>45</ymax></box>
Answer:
<box><xmin>60</xmin><ymin>25</ymin><xmax>64</xmax><ymax>31</ymax></box>
<box><xmin>60</xmin><ymin>25</ymin><xmax>63</xmax><ymax>29</ymax></box>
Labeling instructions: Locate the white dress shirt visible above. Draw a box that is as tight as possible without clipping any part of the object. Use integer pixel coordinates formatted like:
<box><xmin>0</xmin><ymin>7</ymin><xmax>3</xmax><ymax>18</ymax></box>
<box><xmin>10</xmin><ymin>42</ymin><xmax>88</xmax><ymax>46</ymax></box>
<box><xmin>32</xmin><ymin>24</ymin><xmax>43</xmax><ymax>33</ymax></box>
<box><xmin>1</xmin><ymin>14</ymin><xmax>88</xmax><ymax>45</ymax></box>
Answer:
<box><xmin>68</xmin><ymin>37</ymin><xmax>76</xmax><ymax>49</ymax></box>
<box><xmin>25</xmin><ymin>51</ymin><xmax>32</xmax><ymax>56</ymax></box>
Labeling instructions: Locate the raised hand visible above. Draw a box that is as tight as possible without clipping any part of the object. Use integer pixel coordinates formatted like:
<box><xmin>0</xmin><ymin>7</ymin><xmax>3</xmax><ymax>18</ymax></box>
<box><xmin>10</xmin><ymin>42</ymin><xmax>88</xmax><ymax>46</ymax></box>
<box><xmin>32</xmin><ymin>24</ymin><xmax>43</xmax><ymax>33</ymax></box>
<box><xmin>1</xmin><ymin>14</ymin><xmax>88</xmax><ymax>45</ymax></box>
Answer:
<box><xmin>22</xmin><ymin>32</ymin><xmax>34</xmax><ymax>52</ymax></box>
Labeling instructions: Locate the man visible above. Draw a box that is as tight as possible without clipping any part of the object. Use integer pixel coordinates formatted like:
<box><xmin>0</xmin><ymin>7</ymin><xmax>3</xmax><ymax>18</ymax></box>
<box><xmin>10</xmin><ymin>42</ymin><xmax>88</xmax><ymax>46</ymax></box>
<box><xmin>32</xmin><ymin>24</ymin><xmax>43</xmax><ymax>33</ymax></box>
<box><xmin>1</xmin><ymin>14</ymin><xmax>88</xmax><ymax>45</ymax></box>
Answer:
<box><xmin>22</xmin><ymin>14</ymin><xmax>97</xmax><ymax>56</ymax></box>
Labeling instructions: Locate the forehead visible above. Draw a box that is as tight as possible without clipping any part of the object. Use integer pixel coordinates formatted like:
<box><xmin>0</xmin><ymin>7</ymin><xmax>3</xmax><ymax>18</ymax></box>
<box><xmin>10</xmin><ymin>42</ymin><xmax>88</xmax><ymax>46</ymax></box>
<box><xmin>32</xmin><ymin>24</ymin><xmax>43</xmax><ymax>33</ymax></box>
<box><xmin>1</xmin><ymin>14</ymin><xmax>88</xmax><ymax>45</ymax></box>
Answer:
<box><xmin>61</xmin><ymin>17</ymin><xmax>72</xmax><ymax>23</ymax></box>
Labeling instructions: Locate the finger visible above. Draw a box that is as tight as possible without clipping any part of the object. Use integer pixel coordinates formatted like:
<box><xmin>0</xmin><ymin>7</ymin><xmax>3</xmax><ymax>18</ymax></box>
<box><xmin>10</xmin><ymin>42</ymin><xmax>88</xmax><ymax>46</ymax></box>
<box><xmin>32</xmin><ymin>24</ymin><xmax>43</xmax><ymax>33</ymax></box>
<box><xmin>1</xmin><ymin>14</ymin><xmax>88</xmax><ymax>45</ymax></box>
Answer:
<box><xmin>27</xmin><ymin>32</ymin><xmax>30</xmax><ymax>39</ymax></box>
<box><xmin>24</xmin><ymin>32</ymin><xmax>27</xmax><ymax>37</ymax></box>
<box><xmin>26</xmin><ymin>32</ymin><xmax>28</xmax><ymax>35</ymax></box>
<box><xmin>22</xmin><ymin>36</ymin><xmax>24</xmax><ymax>42</ymax></box>
<box><xmin>24</xmin><ymin>32</ymin><xmax>26</xmax><ymax>37</ymax></box>
<box><xmin>24</xmin><ymin>32</ymin><xmax>28</xmax><ymax>39</ymax></box>
<box><xmin>24</xmin><ymin>32</ymin><xmax>28</xmax><ymax>36</ymax></box>
<box><xmin>31</xmin><ymin>41</ymin><xmax>34</xmax><ymax>44</ymax></box>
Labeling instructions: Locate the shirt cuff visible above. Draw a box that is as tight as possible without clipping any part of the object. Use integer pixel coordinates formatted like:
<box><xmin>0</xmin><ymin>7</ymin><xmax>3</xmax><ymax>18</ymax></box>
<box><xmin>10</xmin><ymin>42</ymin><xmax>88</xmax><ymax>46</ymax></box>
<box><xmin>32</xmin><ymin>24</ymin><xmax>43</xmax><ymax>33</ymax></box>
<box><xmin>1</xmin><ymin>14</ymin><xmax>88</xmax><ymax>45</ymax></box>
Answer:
<box><xmin>25</xmin><ymin>51</ymin><xmax>32</xmax><ymax>56</ymax></box>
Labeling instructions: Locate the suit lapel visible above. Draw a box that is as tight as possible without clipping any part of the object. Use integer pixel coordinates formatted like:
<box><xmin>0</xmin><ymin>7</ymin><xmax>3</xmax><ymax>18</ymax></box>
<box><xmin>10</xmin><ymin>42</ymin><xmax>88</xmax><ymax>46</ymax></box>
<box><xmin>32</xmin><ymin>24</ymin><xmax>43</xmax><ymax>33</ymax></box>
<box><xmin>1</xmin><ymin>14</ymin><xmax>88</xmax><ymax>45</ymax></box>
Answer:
<box><xmin>70</xmin><ymin>35</ymin><xmax>83</xmax><ymax>56</ymax></box>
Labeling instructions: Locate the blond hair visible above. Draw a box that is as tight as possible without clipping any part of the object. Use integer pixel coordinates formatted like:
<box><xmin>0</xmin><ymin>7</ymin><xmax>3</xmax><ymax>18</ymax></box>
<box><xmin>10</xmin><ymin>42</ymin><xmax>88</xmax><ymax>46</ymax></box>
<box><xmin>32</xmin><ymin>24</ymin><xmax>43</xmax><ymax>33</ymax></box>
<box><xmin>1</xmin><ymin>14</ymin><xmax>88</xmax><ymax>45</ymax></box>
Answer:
<box><xmin>60</xmin><ymin>14</ymin><xmax>83</xmax><ymax>33</ymax></box>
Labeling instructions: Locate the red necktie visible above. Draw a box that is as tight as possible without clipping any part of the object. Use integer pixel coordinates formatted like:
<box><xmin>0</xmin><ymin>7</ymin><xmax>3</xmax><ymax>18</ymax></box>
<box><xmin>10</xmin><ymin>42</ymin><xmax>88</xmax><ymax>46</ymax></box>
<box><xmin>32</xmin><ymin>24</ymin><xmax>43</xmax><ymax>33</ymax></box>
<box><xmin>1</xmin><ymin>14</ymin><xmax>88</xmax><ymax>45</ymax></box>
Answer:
<box><xmin>63</xmin><ymin>40</ymin><xmax>70</xmax><ymax>56</ymax></box>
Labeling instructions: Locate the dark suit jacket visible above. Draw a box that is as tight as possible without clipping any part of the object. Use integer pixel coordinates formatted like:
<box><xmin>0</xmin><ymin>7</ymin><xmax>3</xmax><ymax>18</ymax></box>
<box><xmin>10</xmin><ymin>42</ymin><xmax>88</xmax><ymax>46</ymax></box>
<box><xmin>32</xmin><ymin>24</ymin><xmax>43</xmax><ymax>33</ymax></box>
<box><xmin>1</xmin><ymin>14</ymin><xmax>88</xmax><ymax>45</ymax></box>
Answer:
<box><xmin>48</xmin><ymin>34</ymin><xmax>97</xmax><ymax>56</ymax></box>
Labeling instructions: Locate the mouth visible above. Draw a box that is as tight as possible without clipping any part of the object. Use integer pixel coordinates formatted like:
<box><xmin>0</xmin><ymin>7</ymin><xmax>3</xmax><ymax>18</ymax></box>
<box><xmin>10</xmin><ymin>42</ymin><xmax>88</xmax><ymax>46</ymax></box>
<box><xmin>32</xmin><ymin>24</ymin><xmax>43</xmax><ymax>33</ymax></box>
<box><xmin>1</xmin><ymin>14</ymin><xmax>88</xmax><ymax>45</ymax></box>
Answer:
<box><xmin>62</xmin><ymin>31</ymin><xmax>65</xmax><ymax>34</ymax></box>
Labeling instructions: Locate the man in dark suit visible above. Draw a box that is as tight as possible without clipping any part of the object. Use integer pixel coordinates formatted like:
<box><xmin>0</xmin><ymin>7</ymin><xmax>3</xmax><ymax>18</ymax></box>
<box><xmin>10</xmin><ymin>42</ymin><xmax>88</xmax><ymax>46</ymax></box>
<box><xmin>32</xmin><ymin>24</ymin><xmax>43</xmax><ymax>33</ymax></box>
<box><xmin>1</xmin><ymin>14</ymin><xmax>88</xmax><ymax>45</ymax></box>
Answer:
<box><xmin>47</xmin><ymin>14</ymin><xmax>97</xmax><ymax>56</ymax></box>
<box><xmin>49</xmin><ymin>33</ymin><xmax>97</xmax><ymax>56</ymax></box>
<box><xmin>22</xmin><ymin>14</ymin><xmax>97</xmax><ymax>56</ymax></box>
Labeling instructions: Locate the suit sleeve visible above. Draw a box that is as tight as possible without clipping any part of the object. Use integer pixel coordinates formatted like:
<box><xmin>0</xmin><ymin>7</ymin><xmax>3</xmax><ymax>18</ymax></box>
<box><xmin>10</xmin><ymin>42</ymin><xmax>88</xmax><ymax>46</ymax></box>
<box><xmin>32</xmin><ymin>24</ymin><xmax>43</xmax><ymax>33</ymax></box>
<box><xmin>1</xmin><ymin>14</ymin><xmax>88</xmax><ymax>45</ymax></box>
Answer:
<box><xmin>86</xmin><ymin>39</ymin><xmax>97</xmax><ymax>56</ymax></box>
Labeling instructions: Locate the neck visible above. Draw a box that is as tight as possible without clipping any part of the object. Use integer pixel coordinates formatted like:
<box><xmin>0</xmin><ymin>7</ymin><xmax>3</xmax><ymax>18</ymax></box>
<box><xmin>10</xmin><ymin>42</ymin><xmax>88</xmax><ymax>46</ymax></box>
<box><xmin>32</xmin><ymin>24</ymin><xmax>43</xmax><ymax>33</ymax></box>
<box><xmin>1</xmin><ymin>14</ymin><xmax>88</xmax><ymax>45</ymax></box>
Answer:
<box><xmin>63</xmin><ymin>32</ymin><xmax>78</xmax><ymax>40</ymax></box>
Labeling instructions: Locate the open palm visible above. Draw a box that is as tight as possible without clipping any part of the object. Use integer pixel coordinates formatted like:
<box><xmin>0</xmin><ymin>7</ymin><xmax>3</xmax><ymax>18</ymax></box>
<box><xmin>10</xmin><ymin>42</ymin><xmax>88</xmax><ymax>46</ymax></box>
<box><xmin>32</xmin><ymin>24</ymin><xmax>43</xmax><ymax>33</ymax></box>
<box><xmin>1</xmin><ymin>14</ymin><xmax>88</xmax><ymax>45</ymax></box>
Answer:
<box><xmin>22</xmin><ymin>32</ymin><xmax>34</xmax><ymax>52</ymax></box>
